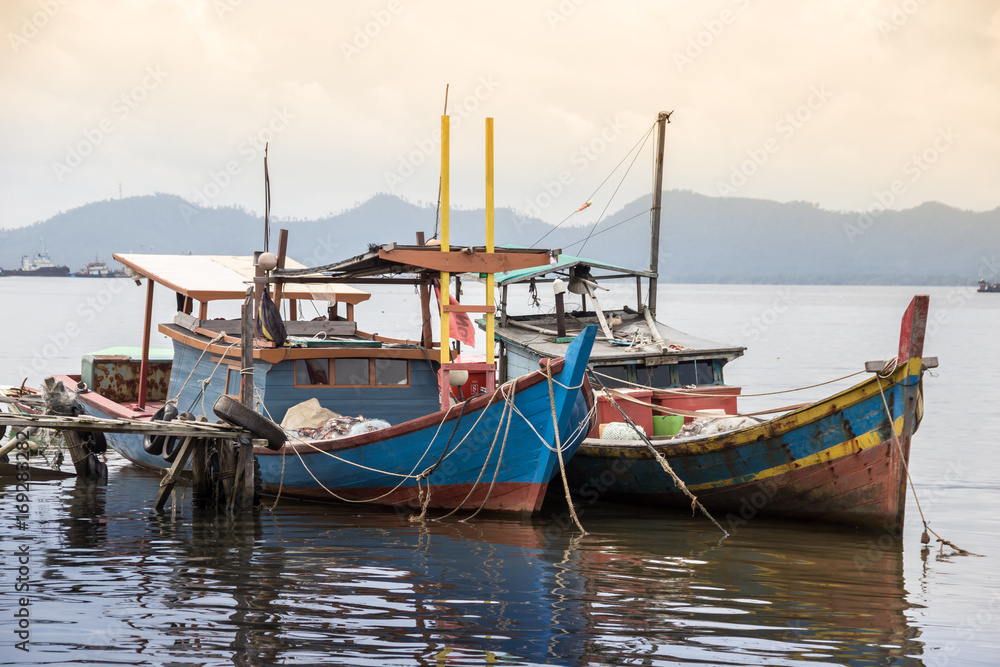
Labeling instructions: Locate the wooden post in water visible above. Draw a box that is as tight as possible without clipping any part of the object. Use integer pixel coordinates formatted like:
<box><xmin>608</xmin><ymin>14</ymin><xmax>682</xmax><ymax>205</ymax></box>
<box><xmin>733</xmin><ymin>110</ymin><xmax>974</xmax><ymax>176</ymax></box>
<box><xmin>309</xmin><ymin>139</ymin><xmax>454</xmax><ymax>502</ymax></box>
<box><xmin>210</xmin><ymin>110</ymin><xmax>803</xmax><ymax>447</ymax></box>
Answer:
<box><xmin>191</xmin><ymin>418</ymin><xmax>210</xmax><ymax>507</ymax></box>
<box><xmin>63</xmin><ymin>430</ymin><xmax>98</xmax><ymax>479</ymax></box>
<box><xmin>235</xmin><ymin>288</ymin><xmax>256</xmax><ymax>512</ymax></box>
<box><xmin>137</xmin><ymin>276</ymin><xmax>154</xmax><ymax>410</ymax></box>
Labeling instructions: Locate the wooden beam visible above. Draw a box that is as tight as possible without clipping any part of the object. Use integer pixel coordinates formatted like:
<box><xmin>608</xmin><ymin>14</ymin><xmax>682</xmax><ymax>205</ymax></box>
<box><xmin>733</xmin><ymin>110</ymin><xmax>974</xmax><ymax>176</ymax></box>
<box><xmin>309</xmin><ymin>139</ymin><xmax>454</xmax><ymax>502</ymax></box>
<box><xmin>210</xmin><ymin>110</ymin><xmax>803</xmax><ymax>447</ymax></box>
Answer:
<box><xmin>442</xmin><ymin>304</ymin><xmax>494</xmax><ymax>313</ymax></box>
<box><xmin>274</xmin><ymin>228</ymin><xmax>289</xmax><ymax>310</ymax></box>
<box><xmin>154</xmin><ymin>436</ymin><xmax>196</xmax><ymax>512</ymax></box>
<box><xmin>378</xmin><ymin>248</ymin><xmax>552</xmax><ymax>274</ymax></box>
<box><xmin>137</xmin><ymin>277</ymin><xmax>154</xmax><ymax>409</ymax></box>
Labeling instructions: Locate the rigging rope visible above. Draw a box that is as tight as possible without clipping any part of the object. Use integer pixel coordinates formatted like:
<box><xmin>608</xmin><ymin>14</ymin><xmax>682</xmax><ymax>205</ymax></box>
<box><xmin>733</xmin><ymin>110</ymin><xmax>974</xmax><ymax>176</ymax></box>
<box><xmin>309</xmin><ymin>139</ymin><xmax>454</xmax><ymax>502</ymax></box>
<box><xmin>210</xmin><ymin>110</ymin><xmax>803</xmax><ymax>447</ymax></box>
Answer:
<box><xmin>531</xmin><ymin>121</ymin><xmax>656</xmax><ymax>249</ymax></box>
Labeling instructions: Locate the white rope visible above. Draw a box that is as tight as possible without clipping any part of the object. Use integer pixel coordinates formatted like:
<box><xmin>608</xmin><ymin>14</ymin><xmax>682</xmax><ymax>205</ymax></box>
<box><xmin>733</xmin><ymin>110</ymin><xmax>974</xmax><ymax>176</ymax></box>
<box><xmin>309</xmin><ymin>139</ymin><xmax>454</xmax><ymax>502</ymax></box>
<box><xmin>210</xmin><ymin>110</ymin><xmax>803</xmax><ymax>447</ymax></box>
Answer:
<box><xmin>168</xmin><ymin>333</ymin><xmax>227</xmax><ymax>405</ymax></box>
<box><xmin>589</xmin><ymin>367</ymin><xmax>866</xmax><ymax>398</ymax></box>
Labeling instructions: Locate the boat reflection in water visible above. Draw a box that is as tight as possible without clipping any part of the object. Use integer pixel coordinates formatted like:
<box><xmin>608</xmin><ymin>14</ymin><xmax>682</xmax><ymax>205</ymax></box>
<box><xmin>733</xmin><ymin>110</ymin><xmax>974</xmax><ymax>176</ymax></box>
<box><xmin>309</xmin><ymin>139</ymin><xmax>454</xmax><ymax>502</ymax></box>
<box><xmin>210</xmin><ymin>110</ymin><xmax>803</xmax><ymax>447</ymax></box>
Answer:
<box><xmin>20</xmin><ymin>462</ymin><xmax>924</xmax><ymax>666</ymax></box>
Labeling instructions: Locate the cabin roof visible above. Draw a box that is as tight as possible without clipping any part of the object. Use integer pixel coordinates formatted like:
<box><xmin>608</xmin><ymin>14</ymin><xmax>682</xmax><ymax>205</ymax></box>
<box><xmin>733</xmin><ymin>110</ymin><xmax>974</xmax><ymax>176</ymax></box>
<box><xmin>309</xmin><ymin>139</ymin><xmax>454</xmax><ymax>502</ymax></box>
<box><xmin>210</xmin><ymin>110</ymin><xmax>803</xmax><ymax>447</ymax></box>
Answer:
<box><xmin>113</xmin><ymin>254</ymin><xmax>371</xmax><ymax>304</ymax></box>
<box><xmin>274</xmin><ymin>244</ymin><xmax>559</xmax><ymax>282</ymax></box>
<box><xmin>495</xmin><ymin>250</ymin><xmax>656</xmax><ymax>286</ymax></box>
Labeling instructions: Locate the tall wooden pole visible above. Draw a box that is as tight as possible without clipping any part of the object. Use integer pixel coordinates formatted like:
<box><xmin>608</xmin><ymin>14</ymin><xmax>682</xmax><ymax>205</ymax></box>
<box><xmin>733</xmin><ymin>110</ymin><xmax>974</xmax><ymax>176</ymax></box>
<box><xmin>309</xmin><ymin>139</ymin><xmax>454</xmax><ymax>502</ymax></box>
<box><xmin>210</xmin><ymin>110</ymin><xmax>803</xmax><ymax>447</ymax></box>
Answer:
<box><xmin>137</xmin><ymin>277</ymin><xmax>154</xmax><ymax>409</ymax></box>
<box><xmin>648</xmin><ymin>111</ymin><xmax>669</xmax><ymax>318</ymax></box>
<box><xmin>485</xmin><ymin>117</ymin><xmax>495</xmax><ymax>366</ymax></box>
<box><xmin>416</xmin><ymin>232</ymin><xmax>433</xmax><ymax>348</ymax></box>
<box><xmin>439</xmin><ymin>114</ymin><xmax>450</xmax><ymax>367</ymax></box>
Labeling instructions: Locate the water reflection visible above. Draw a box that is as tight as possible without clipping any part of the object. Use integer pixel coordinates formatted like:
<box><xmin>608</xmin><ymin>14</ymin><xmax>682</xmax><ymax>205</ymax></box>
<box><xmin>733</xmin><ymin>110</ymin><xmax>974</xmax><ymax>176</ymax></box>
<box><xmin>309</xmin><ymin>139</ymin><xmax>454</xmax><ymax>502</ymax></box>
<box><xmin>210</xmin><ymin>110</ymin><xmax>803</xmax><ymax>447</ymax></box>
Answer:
<box><xmin>4</xmin><ymin>463</ymin><xmax>923</xmax><ymax>666</ymax></box>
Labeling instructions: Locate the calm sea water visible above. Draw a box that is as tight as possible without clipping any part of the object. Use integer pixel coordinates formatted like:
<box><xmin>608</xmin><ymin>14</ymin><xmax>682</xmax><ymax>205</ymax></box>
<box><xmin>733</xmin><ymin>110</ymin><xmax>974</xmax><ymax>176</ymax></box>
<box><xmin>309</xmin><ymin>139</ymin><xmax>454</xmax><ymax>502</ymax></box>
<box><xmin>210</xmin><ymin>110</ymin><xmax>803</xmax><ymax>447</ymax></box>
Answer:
<box><xmin>1</xmin><ymin>278</ymin><xmax>998</xmax><ymax>666</ymax></box>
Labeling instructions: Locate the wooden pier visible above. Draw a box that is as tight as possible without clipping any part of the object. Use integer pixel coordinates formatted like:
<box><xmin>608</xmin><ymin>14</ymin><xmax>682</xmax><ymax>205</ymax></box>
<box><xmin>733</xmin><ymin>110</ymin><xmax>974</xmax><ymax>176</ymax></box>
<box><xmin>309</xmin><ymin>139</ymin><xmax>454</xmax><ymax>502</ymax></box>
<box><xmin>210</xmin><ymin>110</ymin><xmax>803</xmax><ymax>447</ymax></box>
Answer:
<box><xmin>0</xmin><ymin>409</ymin><xmax>259</xmax><ymax>515</ymax></box>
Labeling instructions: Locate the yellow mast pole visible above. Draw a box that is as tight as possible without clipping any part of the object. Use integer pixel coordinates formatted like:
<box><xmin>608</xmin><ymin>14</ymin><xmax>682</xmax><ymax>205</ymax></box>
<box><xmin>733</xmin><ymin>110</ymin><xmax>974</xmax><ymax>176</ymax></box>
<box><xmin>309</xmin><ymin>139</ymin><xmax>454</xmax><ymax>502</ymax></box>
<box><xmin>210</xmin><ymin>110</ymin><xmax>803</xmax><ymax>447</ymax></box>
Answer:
<box><xmin>485</xmin><ymin>117</ymin><xmax>495</xmax><ymax>366</ymax></box>
<box><xmin>439</xmin><ymin>114</ymin><xmax>450</xmax><ymax>366</ymax></box>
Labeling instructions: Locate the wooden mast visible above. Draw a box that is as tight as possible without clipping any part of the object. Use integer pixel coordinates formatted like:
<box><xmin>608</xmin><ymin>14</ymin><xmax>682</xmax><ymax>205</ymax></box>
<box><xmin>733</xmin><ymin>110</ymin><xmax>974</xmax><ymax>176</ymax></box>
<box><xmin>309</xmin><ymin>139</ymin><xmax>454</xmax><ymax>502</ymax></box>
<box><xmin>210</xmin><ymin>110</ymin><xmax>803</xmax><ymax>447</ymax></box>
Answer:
<box><xmin>648</xmin><ymin>111</ymin><xmax>670</xmax><ymax>318</ymax></box>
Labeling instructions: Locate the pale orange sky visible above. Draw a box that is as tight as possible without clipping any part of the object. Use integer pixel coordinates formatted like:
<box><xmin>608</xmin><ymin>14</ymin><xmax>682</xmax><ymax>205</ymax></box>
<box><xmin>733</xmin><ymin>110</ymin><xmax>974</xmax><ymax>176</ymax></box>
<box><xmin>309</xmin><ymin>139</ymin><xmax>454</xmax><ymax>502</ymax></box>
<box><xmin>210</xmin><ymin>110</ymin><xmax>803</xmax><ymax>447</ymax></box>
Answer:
<box><xmin>1</xmin><ymin>0</ymin><xmax>997</xmax><ymax>229</ymax></box>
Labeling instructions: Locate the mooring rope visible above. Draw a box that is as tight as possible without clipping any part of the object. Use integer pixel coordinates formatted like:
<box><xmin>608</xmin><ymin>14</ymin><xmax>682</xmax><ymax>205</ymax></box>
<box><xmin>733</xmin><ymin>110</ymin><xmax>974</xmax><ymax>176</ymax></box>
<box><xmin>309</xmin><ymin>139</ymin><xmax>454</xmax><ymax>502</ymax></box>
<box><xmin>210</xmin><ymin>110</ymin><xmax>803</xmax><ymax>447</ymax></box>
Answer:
<box><xmin>462</xmin><ymin>382</ymin><xmax>518</xmax><ymax>523</ymax></box>
<box><xmin>874</xmin><ymin>359</ymin><xmax>981</xmax><ymax>557</ymax></box>
<box><xmin>437</xmin><ymin>387</ymin><xmax>514</xmax><ymax>521</ymax></box>
<box><xmin>546</xmin><ymin>363</ymin><xmax>587</xmax><ymax>535</ymax></box>
<box><xmin>588</xmin><ymin>369</ymin><xmax>729</xmax><ymax>538</ymax></box>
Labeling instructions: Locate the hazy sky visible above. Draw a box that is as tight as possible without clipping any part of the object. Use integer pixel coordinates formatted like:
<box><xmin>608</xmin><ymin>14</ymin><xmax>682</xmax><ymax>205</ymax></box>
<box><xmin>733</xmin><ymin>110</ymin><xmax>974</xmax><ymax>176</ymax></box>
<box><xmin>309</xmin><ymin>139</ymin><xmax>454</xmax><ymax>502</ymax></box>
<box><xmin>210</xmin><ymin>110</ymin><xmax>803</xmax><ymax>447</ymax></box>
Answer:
<box><xmin>1</xmin><ymin>0</ymin><xmax>997</xmax><ymax>230</ymax></box>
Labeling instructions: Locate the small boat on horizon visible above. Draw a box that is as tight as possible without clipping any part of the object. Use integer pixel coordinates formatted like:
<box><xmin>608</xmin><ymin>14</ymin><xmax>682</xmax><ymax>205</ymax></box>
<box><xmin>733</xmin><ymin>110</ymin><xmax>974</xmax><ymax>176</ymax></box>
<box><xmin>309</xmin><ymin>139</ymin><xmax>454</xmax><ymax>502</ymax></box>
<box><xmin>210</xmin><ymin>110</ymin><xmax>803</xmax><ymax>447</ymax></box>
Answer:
<box><xmin>978</xmin><ymin>279</ymin><xmax>999</xmax><ymax>293</ymax></box>
<box><xmin>72</xmin><ymin>254</ymin><xmax>127</xmax><ymax>278</ymax></box>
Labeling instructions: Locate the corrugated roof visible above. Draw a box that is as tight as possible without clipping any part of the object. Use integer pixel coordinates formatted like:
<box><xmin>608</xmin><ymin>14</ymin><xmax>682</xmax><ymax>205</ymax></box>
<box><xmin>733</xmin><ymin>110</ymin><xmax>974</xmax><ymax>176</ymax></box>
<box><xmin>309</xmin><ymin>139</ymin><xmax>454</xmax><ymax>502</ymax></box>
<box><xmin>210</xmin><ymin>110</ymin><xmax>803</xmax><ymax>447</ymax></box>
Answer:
<box><xmin>113</xmin><ymin>254</ymin><xmax>370</xmax><ymax>304</ymax></box>
<box><xmin>495</xmin><ymin>250</ymin><xmax>655</xmax><ymax>286</ymax></box>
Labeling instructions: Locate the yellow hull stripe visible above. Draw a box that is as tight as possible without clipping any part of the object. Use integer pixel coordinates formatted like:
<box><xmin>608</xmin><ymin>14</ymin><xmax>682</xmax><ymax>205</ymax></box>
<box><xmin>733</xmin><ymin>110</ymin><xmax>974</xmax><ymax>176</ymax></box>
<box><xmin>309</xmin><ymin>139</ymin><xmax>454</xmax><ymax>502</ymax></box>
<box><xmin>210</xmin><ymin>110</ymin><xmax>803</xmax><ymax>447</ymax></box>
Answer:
<box><xmin>686</xmin><ymin>414</ymin><xmax>904</xmax><ymax>492</ymax></box>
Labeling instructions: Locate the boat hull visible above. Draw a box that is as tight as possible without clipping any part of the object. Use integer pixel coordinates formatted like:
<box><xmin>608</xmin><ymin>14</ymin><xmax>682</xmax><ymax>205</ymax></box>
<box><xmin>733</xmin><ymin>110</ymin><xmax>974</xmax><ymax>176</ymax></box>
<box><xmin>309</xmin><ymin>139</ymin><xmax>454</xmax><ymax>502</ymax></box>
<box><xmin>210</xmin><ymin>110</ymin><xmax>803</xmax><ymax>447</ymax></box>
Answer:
<box><xmin>567</xmin><ymin>357</ymin><xmax>924</xmax><ymax>530</ymax></box>
<box><xmin>76</xmin><ymin>327</ymin><xmax>598</xmax><ymax>515</ymax></box>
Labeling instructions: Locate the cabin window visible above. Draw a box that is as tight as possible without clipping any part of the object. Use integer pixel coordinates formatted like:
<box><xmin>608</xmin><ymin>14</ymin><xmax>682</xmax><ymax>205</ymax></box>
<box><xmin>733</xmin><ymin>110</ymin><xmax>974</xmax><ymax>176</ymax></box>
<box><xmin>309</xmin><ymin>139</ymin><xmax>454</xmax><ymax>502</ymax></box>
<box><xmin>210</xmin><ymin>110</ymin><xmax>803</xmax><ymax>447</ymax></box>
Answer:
<box><xmin>225</xmin><ymin>367</ymin><xmax>240</xmax><ymax>396</ymax></box>
<box><xmin>637</xmin><ymin>365</ymin><xmax>673</xmax><ymax>388</ymax></box>
<box><xmin>677</xmin><ymin>360</ymin><xmax>716</xmax><ymax>386</ymax></box>
<box><xmin>593</xmin><ymin>365</ymin><xmax>630</xmax><ymax>387</ymax></box>
<box><xmin>295</xmin><ymin>359</ymin><xmax>330</xmax><ymax>386</ymax></box>
<box><xmin>293</xmin><ymin>357</ymin><xmax>411</xmax><ymax>387</ymax></box>
<box><xmin>375</xmin><ymin>358</ymin><xmax>408</xmax><ymax>385</ymax></box>
<box><xmin>334</xmin><ymin>358</ymin><xmax>370</xmax><ymax>386</ymax></box>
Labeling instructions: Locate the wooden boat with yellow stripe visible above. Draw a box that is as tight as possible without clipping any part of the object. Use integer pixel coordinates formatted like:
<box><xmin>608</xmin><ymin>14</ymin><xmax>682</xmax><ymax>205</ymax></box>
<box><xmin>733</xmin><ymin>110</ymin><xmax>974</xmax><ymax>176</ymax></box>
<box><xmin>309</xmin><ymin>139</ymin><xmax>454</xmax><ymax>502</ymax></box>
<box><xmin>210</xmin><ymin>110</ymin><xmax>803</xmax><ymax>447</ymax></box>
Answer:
<box><xmin>565</xmin><ymin>295</ymin><xmax>935</xmax><ymax>530</ymax></box>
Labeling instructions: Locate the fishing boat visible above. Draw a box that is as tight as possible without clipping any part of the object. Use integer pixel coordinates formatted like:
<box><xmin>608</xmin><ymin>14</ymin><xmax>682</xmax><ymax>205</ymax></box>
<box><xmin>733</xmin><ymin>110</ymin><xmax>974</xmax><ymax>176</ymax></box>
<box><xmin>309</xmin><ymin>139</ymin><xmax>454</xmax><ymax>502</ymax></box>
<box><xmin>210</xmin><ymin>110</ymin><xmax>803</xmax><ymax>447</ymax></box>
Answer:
<box><xmin>52</xmin><ymin>247</ymin><xmax>596</xmax><ymax>514</ymax></box>
<box><xmin>0</xmin><ymin>237</ymin><xmax>70</xmax><ymax>277</ymax></box>
<box><xmin>489</xmin><ymin>112</ymin><xmax>936</xmax><ymax>529</ymax></box>
<box><xmin>977</xmin><ymin>279</ymin><xmax>999</xmax><ymax>293</ymax></box>
<box><xmin>48</xmin><ymin>116</ymin><xmax>597</xmax><ymax>515</ymax></box>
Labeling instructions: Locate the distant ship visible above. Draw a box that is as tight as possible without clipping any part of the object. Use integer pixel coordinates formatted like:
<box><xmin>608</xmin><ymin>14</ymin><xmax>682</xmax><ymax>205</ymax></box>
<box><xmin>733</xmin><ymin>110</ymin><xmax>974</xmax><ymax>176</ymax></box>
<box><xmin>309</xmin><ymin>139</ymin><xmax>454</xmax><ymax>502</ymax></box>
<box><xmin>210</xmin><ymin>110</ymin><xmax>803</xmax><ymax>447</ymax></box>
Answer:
<box><xmin>72</xmin><ymin>255</ymin><xmax>126</xmax><ymax>278</ymax></box>
<box><xmin>0</xmin><ymin>238</ymin><xmax>70</xmax><ymax>277</ymax></box>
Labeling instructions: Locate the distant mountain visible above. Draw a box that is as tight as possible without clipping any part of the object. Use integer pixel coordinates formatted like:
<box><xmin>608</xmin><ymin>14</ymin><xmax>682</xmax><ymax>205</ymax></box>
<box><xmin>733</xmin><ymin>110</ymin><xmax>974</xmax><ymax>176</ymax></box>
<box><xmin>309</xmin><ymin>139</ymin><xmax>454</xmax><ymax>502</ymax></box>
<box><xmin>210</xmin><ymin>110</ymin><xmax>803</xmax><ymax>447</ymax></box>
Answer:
<box><xmin>1</xmin><ymin>191</ymin><xmax>997</xmax><ymax>285</ymax></box>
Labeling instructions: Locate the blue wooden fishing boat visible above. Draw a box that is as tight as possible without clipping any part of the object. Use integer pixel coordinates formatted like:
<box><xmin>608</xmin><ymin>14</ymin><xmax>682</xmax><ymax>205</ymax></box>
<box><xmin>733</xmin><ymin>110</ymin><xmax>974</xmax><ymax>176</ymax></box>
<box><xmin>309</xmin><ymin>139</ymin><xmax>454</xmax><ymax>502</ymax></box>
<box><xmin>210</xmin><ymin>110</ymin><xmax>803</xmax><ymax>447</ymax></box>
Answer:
<box><xmin>55</xmin><ymin>247</ymin><xmax>596</xmax><ymax>515</ymax></box>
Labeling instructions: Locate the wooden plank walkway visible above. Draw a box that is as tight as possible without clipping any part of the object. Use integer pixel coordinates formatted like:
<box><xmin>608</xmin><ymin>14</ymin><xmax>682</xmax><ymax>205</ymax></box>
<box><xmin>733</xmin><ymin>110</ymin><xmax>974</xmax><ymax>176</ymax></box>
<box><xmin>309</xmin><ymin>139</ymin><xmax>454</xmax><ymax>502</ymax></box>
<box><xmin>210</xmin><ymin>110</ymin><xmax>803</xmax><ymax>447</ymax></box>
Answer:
<box><xmin>0</xmin><ymin>412</ymin><xmax>251</xmax><ymax>438</ymax></box>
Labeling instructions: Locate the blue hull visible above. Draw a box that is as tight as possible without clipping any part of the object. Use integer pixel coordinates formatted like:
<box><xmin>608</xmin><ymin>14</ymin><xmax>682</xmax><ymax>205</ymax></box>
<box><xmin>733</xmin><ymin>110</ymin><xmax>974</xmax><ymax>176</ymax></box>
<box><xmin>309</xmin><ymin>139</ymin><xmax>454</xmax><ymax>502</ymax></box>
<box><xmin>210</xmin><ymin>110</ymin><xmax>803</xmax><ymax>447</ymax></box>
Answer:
<box><xmin>82</xmin><ymin>327</ymin><xmax>598</xmax><ymax>514</ymax></box>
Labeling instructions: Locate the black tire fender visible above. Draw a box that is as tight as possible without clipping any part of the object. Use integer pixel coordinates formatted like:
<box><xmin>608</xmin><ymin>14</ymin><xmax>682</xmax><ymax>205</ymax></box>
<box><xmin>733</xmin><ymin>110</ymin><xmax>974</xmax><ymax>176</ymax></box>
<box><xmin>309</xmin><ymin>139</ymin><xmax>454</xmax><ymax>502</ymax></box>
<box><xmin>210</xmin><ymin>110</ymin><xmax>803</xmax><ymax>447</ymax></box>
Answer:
<box><xmin>143</xmin><ymin>404</ymin><xmax>178</xmax><ymax>456</ymax></box>
<box><xmin>81</xmin><ymin>431</ymin><xmax>108</xmax><ymax>455</ymax></box>
<box><xmin>212</xmin><ymin>395</ymin><xmax>286</xmax><ymax>451</ymax></box>
<box><xmin>162</xmin><ymin>412</ymin><xmax>195</xmax><ymax>463</ymax></box>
